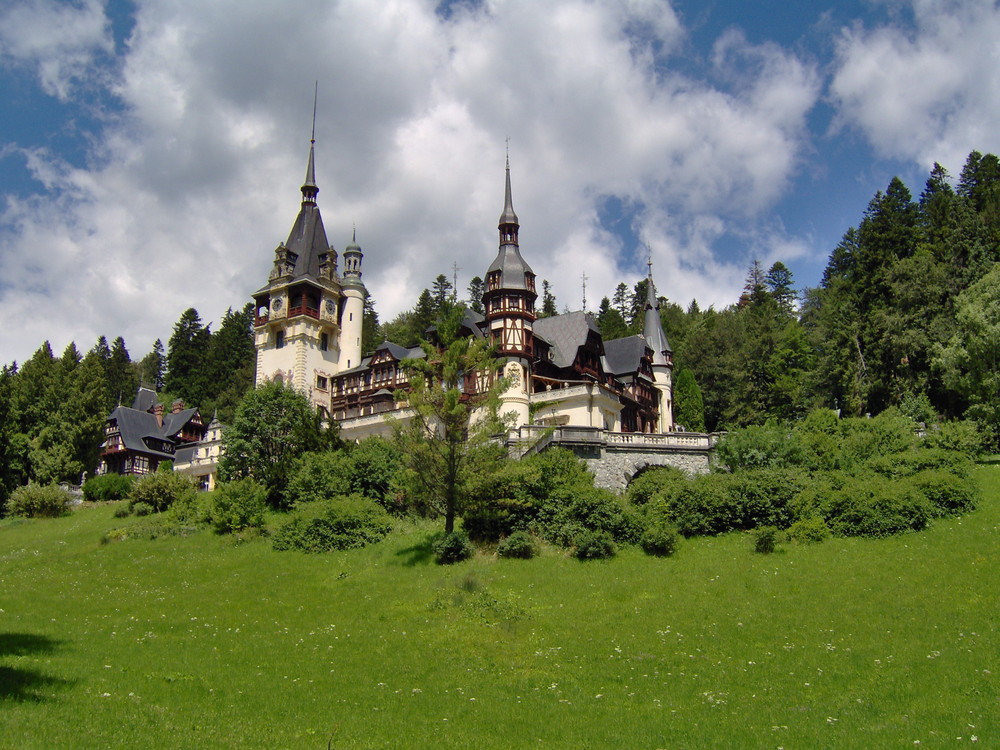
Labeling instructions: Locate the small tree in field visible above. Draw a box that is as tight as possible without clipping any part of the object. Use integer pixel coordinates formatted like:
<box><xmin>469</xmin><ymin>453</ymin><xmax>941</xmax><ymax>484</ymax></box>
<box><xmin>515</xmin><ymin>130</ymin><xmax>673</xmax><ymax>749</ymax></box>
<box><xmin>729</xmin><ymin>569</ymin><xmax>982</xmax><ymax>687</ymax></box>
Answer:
<box><xmin>393</xmin><ymin>304</ymin><xmax>509</xmax><ymax>534</ymax></box>
<box><xmin>219</xmin><ymin>380</ymin><xmax>332</xmax><ymax>508</ymax></box>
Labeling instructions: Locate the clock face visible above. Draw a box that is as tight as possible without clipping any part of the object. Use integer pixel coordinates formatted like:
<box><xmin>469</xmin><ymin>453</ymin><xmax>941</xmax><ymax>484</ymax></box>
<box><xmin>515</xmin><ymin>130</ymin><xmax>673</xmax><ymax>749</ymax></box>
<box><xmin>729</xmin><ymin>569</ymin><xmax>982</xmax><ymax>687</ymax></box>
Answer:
<box><xmin>272</xmin><ymin>298</ymin><xmax>283</xmax><ymax>311</ymax></box>
<box><xmin>326</xmin><ymin>299</ymin><xmax>336</xmax><ymax>314</ymax></box>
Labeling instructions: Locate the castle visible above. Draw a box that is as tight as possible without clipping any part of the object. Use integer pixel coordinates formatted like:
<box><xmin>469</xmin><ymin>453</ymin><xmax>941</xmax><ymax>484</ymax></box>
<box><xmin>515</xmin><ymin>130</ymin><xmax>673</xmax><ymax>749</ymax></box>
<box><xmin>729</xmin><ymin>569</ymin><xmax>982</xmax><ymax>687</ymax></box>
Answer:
<box><xmin>252</xmin><ymin>140</ymin><xmax>677</xmax><ymax>446</ymax></box>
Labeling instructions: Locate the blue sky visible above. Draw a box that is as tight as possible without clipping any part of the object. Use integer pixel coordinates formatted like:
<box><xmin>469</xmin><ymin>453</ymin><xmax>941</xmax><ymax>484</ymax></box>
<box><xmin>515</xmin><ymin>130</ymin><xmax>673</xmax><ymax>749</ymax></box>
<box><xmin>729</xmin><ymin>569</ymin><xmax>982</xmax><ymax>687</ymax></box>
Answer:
<box><xmin>1</xmin><ymin>0</ymin><xmax>998</xmax><ymax>366</ymax></box>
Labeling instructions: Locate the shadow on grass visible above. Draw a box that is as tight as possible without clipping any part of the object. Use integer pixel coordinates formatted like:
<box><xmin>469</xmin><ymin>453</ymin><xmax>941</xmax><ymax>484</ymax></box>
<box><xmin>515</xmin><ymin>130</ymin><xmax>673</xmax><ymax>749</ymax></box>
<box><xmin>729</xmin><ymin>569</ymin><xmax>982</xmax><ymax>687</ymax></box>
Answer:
<box><xmin>0</xmin><ymin>633</ymin><xmax>71</xmax><ymax>702</ymax></box>
<box><xmin>394</xmin><ymin>537</ymin><xmax>436</xmax><ymax>566</ymax></box>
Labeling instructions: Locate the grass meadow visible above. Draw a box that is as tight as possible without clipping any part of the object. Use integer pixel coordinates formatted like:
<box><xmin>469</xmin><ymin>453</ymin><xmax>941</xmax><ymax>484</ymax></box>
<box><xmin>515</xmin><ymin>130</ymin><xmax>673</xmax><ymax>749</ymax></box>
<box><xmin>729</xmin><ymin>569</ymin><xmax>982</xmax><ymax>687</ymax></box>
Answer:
<box><xmin>2</xmin><ymin>465</ymin><xmax>999</xmax><ymax>749</ymax></box>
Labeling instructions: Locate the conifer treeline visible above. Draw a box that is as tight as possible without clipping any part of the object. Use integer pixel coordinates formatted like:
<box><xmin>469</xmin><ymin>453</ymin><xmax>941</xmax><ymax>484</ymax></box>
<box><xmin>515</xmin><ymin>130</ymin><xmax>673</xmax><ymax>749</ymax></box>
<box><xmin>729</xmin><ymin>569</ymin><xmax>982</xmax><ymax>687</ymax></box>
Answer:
<box><xmin>0</xmin><ymin>304</ymin><xmax>256</xmax><ymax>501</ymax></box>
<box><xmin>3</xmin><ymin>150</ymin><xmax>999</xmax><ymax>506</ymax></box>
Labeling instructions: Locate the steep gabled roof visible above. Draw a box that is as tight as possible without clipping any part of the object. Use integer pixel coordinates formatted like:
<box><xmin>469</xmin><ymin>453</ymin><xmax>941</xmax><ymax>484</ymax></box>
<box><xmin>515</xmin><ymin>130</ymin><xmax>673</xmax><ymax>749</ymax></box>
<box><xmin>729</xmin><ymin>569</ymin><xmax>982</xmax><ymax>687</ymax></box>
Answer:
<box><xmin>131</xmin><ymin>387</ymin><xmax>158</xmax><ymax>412</ymax></box>
<box><xmin>532</xmin><ymin>311</ymin><xmax>602</xmax><ymax>368</ymax></box>
<box><xmin>603</xmin><ymin>335</ymin><xmax>648</xmax><ymax>376</ymax></box>
<box><xmin>108</xmin><ymin>406</ymin><xmax>176</xmax><ymax>460</ymax></box>
<box><xmin>162</xmin><ymin>408</ymin><xmax>200</xmax><ymax>439</ymax></box>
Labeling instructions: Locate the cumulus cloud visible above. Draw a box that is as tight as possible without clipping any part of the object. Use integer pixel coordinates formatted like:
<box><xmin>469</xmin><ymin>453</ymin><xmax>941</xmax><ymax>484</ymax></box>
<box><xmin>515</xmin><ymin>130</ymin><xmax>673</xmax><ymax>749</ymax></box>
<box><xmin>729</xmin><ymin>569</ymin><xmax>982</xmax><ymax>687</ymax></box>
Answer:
<box><xmin>831</xmin><ymin>0</ymin><xmax>1000</xmax><ymax>171</ymax></box>
<box><xmin>0</xmin><ymin>0</ymin><xmax>821</xmax><ymax>364</ymax></box>
<box><xmin>0</xmin><ymin>0</ymin><xmax>113</xmax><ymax>100</ymax></box>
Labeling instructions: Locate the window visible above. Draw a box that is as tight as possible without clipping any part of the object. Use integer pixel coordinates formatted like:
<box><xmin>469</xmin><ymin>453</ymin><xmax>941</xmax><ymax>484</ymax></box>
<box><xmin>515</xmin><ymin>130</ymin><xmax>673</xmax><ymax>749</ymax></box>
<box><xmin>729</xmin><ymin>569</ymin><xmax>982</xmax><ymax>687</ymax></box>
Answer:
<box><xmin>316</xmin><ymin>375</ymin><xmax>328</xmax><ymax>390</ymax></box>
<box><xmin>320</xmin><ymin>332</ymin><xmax>329</xmax><ymax>351</ymax></box>
<box><xmin>275</xmin><ymin>330</ymin><xmax>285</xmax><ymax>349</ymax></box>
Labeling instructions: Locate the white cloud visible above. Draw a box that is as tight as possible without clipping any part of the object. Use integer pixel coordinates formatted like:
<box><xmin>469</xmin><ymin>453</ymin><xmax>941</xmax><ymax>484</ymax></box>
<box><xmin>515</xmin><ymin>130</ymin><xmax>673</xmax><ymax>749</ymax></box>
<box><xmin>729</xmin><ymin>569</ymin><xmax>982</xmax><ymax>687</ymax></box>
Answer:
<box><xmin>0</xmin><ymin>0</ymin><xmax>113</xmax><ymax>100</ymax></box>
<box><xmin>0</xmin><ymin>0</ymin><xmax>820</xmax><ymax>365</ymax></box>
<box><xmin>831</xmin><ymin>0</ymin><xmax>1000</xmax><ymax>172</ymax></box>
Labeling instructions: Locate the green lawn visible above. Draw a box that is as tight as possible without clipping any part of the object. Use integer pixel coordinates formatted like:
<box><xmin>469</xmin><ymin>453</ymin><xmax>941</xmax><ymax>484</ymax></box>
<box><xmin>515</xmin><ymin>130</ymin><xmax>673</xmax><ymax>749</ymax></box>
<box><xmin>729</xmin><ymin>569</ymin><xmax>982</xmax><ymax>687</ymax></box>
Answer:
<box><xmin>2</xmin><ymin>467</ymin><xmax>999</xmax><ymax>749</ymax></box>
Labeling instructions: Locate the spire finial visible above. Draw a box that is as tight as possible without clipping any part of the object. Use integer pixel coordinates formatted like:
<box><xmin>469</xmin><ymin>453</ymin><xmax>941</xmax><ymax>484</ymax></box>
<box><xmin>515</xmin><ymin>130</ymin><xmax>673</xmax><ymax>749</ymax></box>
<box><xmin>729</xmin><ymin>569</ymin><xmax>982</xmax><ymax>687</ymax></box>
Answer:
<box><xmin>311</xmin><ymin>80</ymin><xmax>318</xmax><ymax>144</ymax></box>
<box><xmin>301</xmin><ymin>84</ymin><xmax>319</xmax><ymax>204</ymax></box>
<box><xmin>499</xmin><ymin>143</ymin><xmax>518</xmax><ymax>230</ymax></box>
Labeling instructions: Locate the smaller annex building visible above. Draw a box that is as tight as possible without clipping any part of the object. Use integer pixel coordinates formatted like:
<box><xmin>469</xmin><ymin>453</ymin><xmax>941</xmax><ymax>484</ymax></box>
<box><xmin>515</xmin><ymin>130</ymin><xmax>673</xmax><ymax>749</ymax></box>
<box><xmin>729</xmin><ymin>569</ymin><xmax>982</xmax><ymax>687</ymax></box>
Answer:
<box><xmin>173</xmin><ymin>414</ymin><xmax>224</xmax><ymax>490</ymax></box>
<box><xmin>97</xmin><ymin>387</ymin><xmax>207</xmax><ymax>476</ymax></box>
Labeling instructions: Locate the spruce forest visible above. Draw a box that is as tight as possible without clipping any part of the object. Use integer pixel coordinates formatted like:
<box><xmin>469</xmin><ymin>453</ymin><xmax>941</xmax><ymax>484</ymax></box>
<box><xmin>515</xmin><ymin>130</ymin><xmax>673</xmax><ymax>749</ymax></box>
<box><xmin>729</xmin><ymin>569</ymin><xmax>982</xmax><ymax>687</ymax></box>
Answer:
<box><xmin>2</xmin><ymin>151</ymin><xmax>1000</xmax><ymax>507</ymax></box>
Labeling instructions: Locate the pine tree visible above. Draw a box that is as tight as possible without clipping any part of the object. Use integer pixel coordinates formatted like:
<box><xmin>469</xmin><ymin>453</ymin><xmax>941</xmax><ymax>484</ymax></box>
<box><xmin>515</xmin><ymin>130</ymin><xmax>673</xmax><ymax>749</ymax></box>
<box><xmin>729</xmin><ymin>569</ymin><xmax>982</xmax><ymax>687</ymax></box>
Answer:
<box><xmin>765</xmin><ymin>262</ymin><xmax>796</xmax><ymax>313</ymax></box>
<box><xmin>166</xmin><ymin>308</ymin><xmax>211</xmax><ymax>406</ymax></box>
<box><xmin>138</xmin><ymin>339</ymin><xmax>166</xmax><ymax>391</ymax></box>
<box><xmin>411</xmin><ymin>290</ymin><xmax>436</xmax><ymax>343</ymax></box>
<box><xmin>362</xmin><ymin>293</ymin><xmax>380</xmax><ymax>354</ymax></box>
<box><xmin>673</xmin><ymin>368</ymin><xmax>705</xmax><ymax>432</ymax></box>
<box><xmin>106</xmin><ymin>336</ymin><xmax>137</xmax><ymax>410</ymax></box>
<box><xmin>540</xmin><ymin>280</ymin><xmax>557</xmax><ymax>318</ymax></box>
<box><xmin>467</xmin><ymin>276</ymin><xmax>485</xmax><ymax>314</ymax></box>
<box><xmin>432</xmin><ymin>274</ymin><xmax>453</xmax><ymax>312</ymax></box>
<box><xmin>612</xmin><ymin>282</ymin><xmax>632</xmax><ymax>318</ymax></box>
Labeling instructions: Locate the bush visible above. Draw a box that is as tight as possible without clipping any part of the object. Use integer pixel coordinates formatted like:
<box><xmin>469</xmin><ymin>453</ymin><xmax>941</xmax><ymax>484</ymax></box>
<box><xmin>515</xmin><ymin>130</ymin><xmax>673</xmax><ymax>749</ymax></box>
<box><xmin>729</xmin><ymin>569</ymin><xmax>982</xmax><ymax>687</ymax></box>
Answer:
<box><xmin>128</xmin><ymin>472</ymin><xmax>197</xmax><ymax>514</ymax></box>
<box><xmin>715</xmin><ymin>423</ymin><xmax>805</xmax><ymax>471</ymax></box>
<box><xmin>821</xmin><ymin>473</ymin><xmax>932</xmax><ymax>537</ymax></box>
<box><xmin>663</xmin><ymin>473</ymin><xmax>741</xmax><ymax>536</ymax></box>
<box><xmin>497</xmin><ymin>530</ymin><xmax>538</xmax><ymax>559</ymax></box>
<box><xmin>907</xmin><ymin>469</ymin><xmax>978</xmax><ymax>517</ymax></box>
<box><xmin>8</xmin><ymin>484</ymin><xmax>72</xmax><ymax>518</ymax></box>
<box><xmin>922</xmin><ymin>420</ymin><xmax>983</xmax><ymax>457</ymax></box>
<box><xmin>464</xmin><ymin>449</ymin><xmax>643</xmax><ymax>547</ymax></box>
<box><xmin>786</xmin><ymin>517</ymin><xmax>830</xmax><ymax>544</ymax></box>
<box><xmin>284</xmin><ymin>451</ymin><xmax>352</xmax><ymax>507</ymax></box>
<box><xmin>865</xmin><ymin>447</ymin><xmax>974</xmax><ymax>480</ymax></box>
<box><xmin>753</xmin><ymin>526</ymin><xmax>781</xmax><ymax>554</ymax></box>
<box><xmin>433</xmin><ymin>530</ymin><xmax>475</xmax><ymax>564</ymax></box>
<box><xmin>730</xmin><ymin>469</ymin><xmax>808</xmax><ymax>529</ymax></box>
<box><xmin>131</xmin><ymin>501</ymin><xmax>154</xmax><ymax>517</ymax></box>
<box><xmin>626</xmin><ymin>466</ymin><xmax>688</xmax><ymax>506</ymax></box>
<box><xmin>536</xmin><ymin>486</ymin><xmax>645</xmax><ymax>546</ymax></box>
<box><xmin>210</xmin><ymin>479</ymin><xmax>268</xmax><ymax>533</ymax></box>
<box><xmin>82</xmin><ymin>473</ymin><xmax>134</xmax><ymax>502</ymax></box>
<box><xmin>640</xmin><ymin>523</ymin><xmax>679</xmax><ymax>557</ymax></box>
<box><xmin>272</xmin><ymin>495</ymin><xmax>392</xmax><ymax>553</ymax></box>
<box><xmin>345</xmin><ymin>437</ymin><xmax>404</xmax><ymax>508</ymax></box>
<box><xmin>574</xmin><ymin>530</ymin><xmax>616</xmax><ymax>560</ymax></box>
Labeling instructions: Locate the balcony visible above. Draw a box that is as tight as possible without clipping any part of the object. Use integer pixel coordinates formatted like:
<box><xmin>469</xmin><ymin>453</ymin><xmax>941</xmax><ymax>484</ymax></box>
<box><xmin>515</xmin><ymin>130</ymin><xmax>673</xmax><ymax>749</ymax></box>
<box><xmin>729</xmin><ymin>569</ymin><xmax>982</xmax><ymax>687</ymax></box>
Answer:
<box><xmin>287</xmin><ymin>304</ymin><xmax>320</xmax><ymax>320</ymax></box>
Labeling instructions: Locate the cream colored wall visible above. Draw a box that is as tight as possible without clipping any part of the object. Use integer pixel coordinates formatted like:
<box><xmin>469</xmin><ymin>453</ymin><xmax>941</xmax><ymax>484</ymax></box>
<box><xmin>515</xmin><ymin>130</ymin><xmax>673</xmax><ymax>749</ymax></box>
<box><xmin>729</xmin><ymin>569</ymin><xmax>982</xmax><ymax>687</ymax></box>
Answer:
<box><xmin>339</xmin><ymin>287</ymin><xmax>365</xmax><ymax>371</ymax></box>
<box><xmin>528</xmin><ymin>384</ymin><xmax>623</xmax><ymax>431</ymax></box>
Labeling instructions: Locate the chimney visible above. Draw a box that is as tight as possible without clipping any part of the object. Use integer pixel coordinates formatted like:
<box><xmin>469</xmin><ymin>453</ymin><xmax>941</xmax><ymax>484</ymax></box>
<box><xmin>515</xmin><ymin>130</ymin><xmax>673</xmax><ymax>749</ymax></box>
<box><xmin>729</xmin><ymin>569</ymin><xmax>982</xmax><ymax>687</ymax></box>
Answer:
<box><xmin>171</xmin><ymin>399</ymin><xmax>185</xmax><ymax>414</ymax></box>
<box><xmin>153</xmin><ymin>403</ymin><xmax>164</xmax><ymax>427</ymax></box>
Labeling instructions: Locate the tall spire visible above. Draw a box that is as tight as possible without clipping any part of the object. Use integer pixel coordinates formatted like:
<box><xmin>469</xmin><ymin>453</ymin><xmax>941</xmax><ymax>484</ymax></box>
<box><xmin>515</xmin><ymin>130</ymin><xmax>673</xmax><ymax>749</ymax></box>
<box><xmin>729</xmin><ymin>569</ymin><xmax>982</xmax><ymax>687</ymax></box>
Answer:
<box><xmin>500</xmin><ymin>144</ymin><xmax>519</xmax><ymax>231</ymax></box>
<box><xmin>301</xmin><ymin>82</ymin><xmax>319</xmax><ymax>205</ymax></box>
<box><xmin>643</xmin><ymin>259</ymin><xmax>672</xmax><ymax>366</ymax></box>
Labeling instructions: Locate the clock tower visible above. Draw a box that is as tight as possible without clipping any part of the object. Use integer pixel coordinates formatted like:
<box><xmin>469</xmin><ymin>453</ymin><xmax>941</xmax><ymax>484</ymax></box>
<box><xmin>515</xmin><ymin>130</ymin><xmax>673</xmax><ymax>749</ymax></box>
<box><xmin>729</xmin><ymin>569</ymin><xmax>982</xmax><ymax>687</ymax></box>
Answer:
<box><xmin>252</xmin><ymin>136</ymin><xmax>362</xmax><ymax>413</ymax></box>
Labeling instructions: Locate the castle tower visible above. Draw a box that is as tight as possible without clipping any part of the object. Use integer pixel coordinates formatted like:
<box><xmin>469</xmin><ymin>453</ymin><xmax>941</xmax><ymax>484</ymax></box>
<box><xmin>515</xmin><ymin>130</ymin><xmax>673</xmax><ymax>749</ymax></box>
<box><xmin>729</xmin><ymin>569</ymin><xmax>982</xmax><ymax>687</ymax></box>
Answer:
<box><xmin>483</xmin><ymin>158</ymin><xmax>537</xmax><ymax>359</ymax></box>
<box><xmin>483</xmin><ymin>157</ymin><xmax>537</xmax><ymax>426</ymax></box>
<box><xmin>252</xmin><ymin>137</ymin><xmax>343</xmax><ymax>411</ymax></box>
<box><xmin>642</xmin><ymin>264</ymin><xmax>674</xmax><ymax>431</ymax></box>
<box><xmin>339</xmin><ymin>229</ymin><xmax>366</xmax><ymax>370</ymax></box>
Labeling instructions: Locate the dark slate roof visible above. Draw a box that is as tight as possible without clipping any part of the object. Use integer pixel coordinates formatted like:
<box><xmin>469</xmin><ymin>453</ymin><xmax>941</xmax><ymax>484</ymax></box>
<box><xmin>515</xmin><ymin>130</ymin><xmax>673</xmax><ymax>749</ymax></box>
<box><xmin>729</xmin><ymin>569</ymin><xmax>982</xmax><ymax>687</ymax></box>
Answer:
<box><xmin>108</xmin><ymin>406</ymin><xmax>176</xmax><ymax>460</ymax></box>
<box><xmin>283</xmin><ymin>201</ymin><xmax>331</xmax><ymax>280</ymax></box>
<box><xmin>486</xmin><ymin>245</ymin><xmax>533</xmax><ymax>289</ymax></box>
<box><xmin>131</xmin><ymin>387</ymin><xmax>158</xmax><ymax>412</ymax></box>
<box><xmin>174</xmin><ymin>445</ymin><xmax>196</xmax><ymax>464</ymax></box>
<box><xmin>603</xmin><ymin>335</ymin><xmax>647</xmax><ymax>376</ymax></box>
<box><xmin>462</xmin><ymin>308</ymin><xmax>486</xmax><ymax>338</ymax></box>
<box><xmin>532</xmin><ymin>311</ymin><xmax>601</xmax><ymax>368</ymax></box>
<box><xmin>162</xmin><ymin>408</ymin><xmax>199</xmax><ymax>439</ymax></box>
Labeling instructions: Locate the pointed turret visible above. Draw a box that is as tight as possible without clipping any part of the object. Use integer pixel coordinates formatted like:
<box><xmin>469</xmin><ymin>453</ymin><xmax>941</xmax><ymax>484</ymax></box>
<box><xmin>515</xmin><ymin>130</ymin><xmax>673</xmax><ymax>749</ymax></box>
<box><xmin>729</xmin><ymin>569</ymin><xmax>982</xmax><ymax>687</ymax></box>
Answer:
<box><xmin>642</xmin><ymin>269</ymin><xmax>671</xmax><ymax>366</ymax></box>
<box><xmin>484</xmin><ymin>158</ymin><xmax>537</xmax><ymax>359</ymax></box>
<box><xmin>641</xmin><ymin>261</ymin><xmax>674</xmax><ymax>431</ymax></box>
